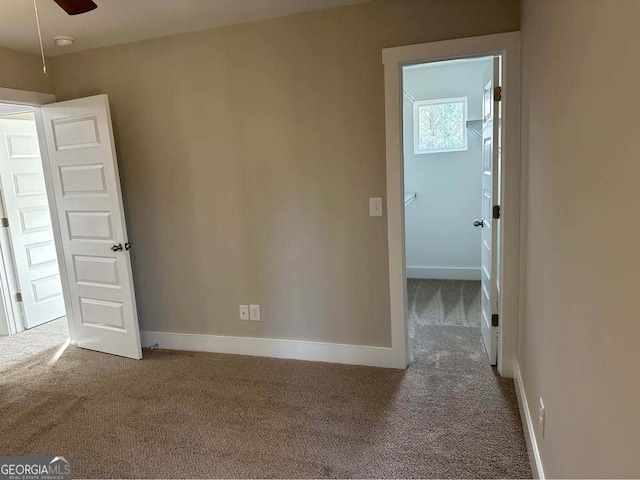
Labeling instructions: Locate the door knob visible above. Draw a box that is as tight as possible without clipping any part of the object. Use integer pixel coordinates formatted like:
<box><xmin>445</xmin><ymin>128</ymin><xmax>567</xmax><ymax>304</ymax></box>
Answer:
<box><xmin>125</xmin><ymin>242</ymin><xmax>132</xmax><ymax>251</ymax></box>
<box><xmin>111</xmin><ymin>243</ymin><xmax>123</xmax><ymax>252</ymax></box>
<box><xmin>473</xmin><ymin>219</ymin><xmax>484</xmax><ymax>228</ymax></box>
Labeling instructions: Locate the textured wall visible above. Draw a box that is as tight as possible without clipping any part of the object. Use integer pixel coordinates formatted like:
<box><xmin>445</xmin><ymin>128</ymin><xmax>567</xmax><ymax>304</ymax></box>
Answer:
<box><xmin>0</xmin><ymin>46</ymin><xmax>52</xmax><ymax>93</ymax></box>
<box><xmin>520</xmin><ymin>0</ymin><xmax>640</xmax><ymax>476</ymax></box>
<box><xmin>49</xmin><ymin>0</ymin><xmax>519</xmax><ymax>346</ymax></box>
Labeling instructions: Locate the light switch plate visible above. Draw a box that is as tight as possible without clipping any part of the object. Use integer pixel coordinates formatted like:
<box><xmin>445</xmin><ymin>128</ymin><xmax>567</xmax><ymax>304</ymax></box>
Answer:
<box><xmin>369</xmin><ymin>197</ymin><xmax>383</xmax><ymax>217</ymax></box>
<box><xmin>249</xmin><ymin>304</ymin><xmax>261</xmax><ymax>321</ymax></box>
<box><xmin>239</xmin><ymin>305</ymin><xmax>249</xmax><ymax>320</ymax></box>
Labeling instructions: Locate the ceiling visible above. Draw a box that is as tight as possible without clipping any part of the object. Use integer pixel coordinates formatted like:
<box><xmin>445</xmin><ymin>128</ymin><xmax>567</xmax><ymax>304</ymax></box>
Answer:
<box><xmin>0</xmin><ymin>0</ymin><xmax>369</xmax><ymax>56</ymax></box>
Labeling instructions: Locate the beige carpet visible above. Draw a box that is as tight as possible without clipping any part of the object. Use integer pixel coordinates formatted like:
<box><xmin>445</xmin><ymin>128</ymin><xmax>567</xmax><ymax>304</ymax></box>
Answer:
<box><xmin>0</xmin><ymin>317</ymin><xmax>69</xmax><ymax>372</ymax></box>
<box><xmin>0</xmin><ymin>283</ymin><xmax>531</xmax><ymax>478</ymax></box>
<box><xmin>407</xmin><ymin>279</ymin><xmax>481</xmax><ymax>328</ymax></box>
<box><xmin>407</xmin><ymin>279</ymin><xmax>482</xmax><ymax>361</ymax></box>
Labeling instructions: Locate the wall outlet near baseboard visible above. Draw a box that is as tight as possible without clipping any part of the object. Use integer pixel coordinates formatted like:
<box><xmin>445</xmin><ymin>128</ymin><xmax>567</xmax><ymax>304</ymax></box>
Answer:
<box><xmin>239</xmin><ymin>305</ymin><xmax>249</xmax><ymax>320</ymax></box>
<box><xmin>538</xmin><ymin>397</ymin><xmax>545</xmax><ymax>438</ymax></box>
<box><xmin>249</xmin><ymin>304</ymin><xmax>261</xmax><ymax>321</ymax></box>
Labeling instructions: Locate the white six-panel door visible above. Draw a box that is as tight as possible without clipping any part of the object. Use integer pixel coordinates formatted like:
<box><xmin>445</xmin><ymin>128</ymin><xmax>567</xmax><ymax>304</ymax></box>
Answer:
<box><xmin>480</xmin><ymin>58</ymin><xmax>500</xmax><ymax>365</ymax></box>
<box><xmin>41</xmin><ymin>95</ymin><xmax>142</xmax><ymax>359</ymax></box>
<box><xmin>0</xmin><ymin>118</ymin><xmax>65</xmax><ymax>328</ymax></box>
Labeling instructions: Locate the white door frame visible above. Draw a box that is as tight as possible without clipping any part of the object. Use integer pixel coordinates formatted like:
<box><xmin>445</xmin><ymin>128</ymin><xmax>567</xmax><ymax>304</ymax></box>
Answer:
<box><xmin>0</xmin><ymin>87</ymin><xmax>77</xmax><ymax>344</ymax></box>
<box><xmin>382</xmin><ymin>32</ymin><xmax>521</xmax><ymax>376</ymax></box>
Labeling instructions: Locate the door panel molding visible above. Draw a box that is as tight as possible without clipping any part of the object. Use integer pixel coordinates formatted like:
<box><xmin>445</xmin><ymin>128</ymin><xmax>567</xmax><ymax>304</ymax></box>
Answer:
<box><xmin>41</xmin><ymin>94</ymin><xmax>141</xmax><ymax>359</ymax></box>
<box><xmin>0</xmin><ymin>118</ymin><xmax>66</xmax><ymax>328</ymax></box>
<box><xmin>382</xmin><ymin>32</ymin><xmax>521</xmax><ymax>375</ymax></box>
<box><xmin>0</xmin><ymin>88</ymin><xmax>64</xmax><ymax>338</ymax></box>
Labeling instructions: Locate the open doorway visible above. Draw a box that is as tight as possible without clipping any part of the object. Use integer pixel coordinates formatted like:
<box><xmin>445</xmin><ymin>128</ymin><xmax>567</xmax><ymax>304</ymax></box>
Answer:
<box><xmin>0</xmin><ymin>103</ymin><xmax>69</xmax><ymax>368</ymax></box>
<box><xmin>402</xmin><ymin>55</ymin><xmax>501</xmax><ymax>365</ymax></box>
<box><xmin>0</xmin><ymin>91</ymin><xmax>143</xmax><ymax>369</ymax></box>
<box><xmin>382</xmin><ymin>32</ymin><xmax>521</xmax><ymax>375</ymax></box>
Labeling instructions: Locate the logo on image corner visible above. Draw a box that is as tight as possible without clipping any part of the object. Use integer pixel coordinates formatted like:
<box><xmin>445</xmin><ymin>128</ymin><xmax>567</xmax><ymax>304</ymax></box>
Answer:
<box><xmin>0</xmin><ymin>455</ymin><xmax>72</xmax><ymax>480</ymax></box>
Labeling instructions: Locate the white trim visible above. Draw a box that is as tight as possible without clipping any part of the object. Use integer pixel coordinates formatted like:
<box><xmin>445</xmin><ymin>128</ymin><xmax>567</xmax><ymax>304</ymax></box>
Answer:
<box><xmin>0</xmin><ymin>221</ymin><xmax>23</xmax><ymax>336</ymax></box>
<box><xmin>0</xmin><ymin>234</ymin><xmax>15</xmax><ymax>336</ymax></box>
<box><xmin>0</xmin><ymin>87</ymin><xmax>55</xmax><ymax>106</ymax></box>
<box><xmin>404</xmin><ymin>56</ymin><xmax>492</xmax><ymax>70</ymax></box>
<box><xmin>513</xmin><ymin>359</ymin><xmax>545</xmax><ymax>479</ymax></box>
<box><xmin>33</xmin><ymin>108</ymin><xmax>76</xmax><ymax>344</ymax></box>
<box><xmin>382</xmin><ymin>32</ymin><xmax>521</xmax><ymax>375</ymax></box>
<box><xmin>0</xmin><ymin>178</ymin><xmax>23</xmax><ymax>336</ymax></box>
<box><xmin>406</xmin><ymin>266</ymin><xmax>481</xmax><ymax>280</ymax></box>
<box><xmin>0</xmin><ymin>88</ymin><xmax>77</xmax><ymax>344</ymax></box>
<box><xmin>0</xmin><ymin>104</ymin><xmax>34</xmax><ymax>116</ymax></box>
<box><xmin>413</xmin><ymin>96</ymin><xmax>468</xmax><ymax>154</ymax></box>
<box><xmin>141</xmin><ymin>331</ymin><xmax>399</xmax><ymax>369</ymax></box>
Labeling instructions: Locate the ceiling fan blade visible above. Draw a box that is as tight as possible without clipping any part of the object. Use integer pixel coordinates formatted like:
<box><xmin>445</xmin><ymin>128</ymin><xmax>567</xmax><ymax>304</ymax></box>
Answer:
<box><xmin>52</xmin><ymin>0</ymin><xmax>97</xmax><ymax>15</ymax></box>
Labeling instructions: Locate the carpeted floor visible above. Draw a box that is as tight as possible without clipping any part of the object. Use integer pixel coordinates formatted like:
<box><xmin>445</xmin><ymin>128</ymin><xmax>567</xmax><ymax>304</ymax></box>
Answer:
<box><xmin>0</xmin><ymin>317</ymin><xmax>68</xmax><ymax>372</ymax></box>
<box><xmin>0</xmin><ymin>282</ymin><xmax>531</xmax><ymax>479</ymax></box>
<box><xmin>407</xmin><ymin>279</ymin><xmax>482</xmax><ymax>360</ymax></box>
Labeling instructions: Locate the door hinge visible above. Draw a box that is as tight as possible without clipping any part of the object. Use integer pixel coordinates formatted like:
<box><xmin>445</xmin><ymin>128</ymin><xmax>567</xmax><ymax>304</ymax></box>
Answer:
<box><xmin>0</xmin><ymin>218</ymin><xmax>8</xmax><ymax>228</ymax></box>
<box><xmin>494</xmin><ymin>86</ymin><xmax>502</xmax><ymax>102</ymax></box>
<box><xmin>492</xmin><ymin>205</ymin><xmax>501</xmax><ymax>219</ymax></box>
<box><xmin>491</xmin><ymin>313</ymin><xmax>499</xmax><ymax>327</ymax></box>
<box><xmin>14</xmin><ymin>292</ymin><xmax>22</xmax><ymax>302</ymax></box>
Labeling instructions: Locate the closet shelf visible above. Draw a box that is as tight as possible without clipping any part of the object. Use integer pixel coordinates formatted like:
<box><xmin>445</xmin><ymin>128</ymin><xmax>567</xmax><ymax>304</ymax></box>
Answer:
<box><xmin>404</xmin><ymin>192</ymin><xmax>417</xmax><ymax>207</ymax></box>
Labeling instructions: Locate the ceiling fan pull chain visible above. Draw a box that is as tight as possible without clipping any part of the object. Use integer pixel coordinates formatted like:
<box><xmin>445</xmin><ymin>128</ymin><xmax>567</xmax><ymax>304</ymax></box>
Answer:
<box><xmin>33</xmin><ymin>0</ymin><xmax>47</xmax><ymax>76</ymax></box>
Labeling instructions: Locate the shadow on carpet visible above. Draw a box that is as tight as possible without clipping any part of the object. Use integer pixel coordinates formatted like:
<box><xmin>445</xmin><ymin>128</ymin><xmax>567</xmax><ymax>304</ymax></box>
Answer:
<box><xmin>0</xmin><ymin>331</ymin><xmax>531</xmax><ymax>478</ymax></box>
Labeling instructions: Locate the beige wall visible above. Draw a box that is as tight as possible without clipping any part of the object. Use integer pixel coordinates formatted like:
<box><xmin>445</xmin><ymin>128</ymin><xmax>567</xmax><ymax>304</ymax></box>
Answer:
<box><xmin>0</xmin><ymin>47</ymin><xmax>52</xmax><ymax>93</ymax></box>
<box><xmin>520</xmin><ymin>1</ymin><xmax>640</xmax><ymax>477</ymax></box>
<box><xmin>49</xmin><ymin>0</ymin><xmax>519</xmax><ymax>346</ymax></box>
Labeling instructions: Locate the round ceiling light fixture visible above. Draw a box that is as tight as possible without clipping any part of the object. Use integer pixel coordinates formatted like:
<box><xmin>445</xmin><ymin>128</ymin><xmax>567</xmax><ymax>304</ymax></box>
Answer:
<box><xmin>54</xmin><ymin>36</ymin><xmax>74</xmax><ymax>47</ymax></box>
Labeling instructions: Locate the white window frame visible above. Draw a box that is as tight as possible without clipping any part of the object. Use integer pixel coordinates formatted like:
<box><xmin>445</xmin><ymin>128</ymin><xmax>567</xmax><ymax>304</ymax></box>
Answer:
<box><xmin>413</xmin><ymin>96</ymin><xmax>468</xmax><ymax>154</ymax></box>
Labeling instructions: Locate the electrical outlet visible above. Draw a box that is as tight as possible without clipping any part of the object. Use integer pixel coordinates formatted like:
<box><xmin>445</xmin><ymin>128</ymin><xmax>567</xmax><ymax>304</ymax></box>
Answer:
<box><xmin>239</xmin><ymin>305</ymin><xmax>249</xmax><ymax>320</ymax></box>
<box><xmin>538</xmin><ymin>397</ymin><xmax>545</xmax><ymax>438</ymax></box>
<box><xmin>369</xmin><ymin>197</ymin><xmax>383</xmax><ymax>216</ymax></box>
<box><xmin>249</xmin><ymin>304</ymin><xmax>261</xmax><ymax>321</ymax></box>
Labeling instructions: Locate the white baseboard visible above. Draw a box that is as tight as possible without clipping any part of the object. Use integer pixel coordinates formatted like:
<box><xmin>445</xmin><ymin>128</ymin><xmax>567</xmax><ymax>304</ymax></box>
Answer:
<box><xmin>140</xmin><ymin>331</ymin><xmax>402</xmax><ymax>369</ymax></box>
<box><xmin>513</xmin><ymin>359</ymin><xmax>545</xmax><ymax>479</ymax></box>
<box><xmin>406</xmin><ymin>266</ymin><xmax>481</xmax><ymax>280</ymax></box>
